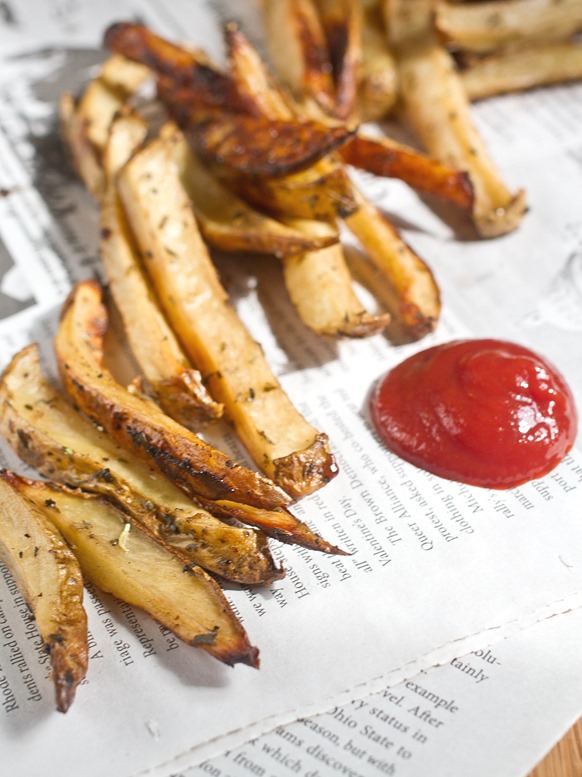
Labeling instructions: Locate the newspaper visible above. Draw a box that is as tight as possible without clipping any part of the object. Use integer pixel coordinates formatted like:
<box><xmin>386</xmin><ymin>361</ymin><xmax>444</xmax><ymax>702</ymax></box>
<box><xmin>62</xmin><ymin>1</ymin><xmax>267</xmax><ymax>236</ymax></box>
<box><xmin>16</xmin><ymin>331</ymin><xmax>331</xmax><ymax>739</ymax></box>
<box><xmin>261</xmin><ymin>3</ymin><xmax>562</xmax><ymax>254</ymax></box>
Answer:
<box><xmin>1</xmin><ymin>1</ymin><xmax>582</xmax><ymax>776</ymax></box>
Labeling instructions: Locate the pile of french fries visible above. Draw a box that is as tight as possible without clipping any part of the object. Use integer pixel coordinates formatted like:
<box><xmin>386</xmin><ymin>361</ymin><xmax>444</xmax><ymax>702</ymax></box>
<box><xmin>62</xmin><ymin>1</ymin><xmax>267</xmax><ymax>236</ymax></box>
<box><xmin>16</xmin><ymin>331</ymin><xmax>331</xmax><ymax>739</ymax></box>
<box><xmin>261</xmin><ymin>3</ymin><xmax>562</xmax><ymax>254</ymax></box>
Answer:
<box><xmin>2</xmin><ymin>0</ymin><xmax>580</xmax><ymax>713</ymax></box>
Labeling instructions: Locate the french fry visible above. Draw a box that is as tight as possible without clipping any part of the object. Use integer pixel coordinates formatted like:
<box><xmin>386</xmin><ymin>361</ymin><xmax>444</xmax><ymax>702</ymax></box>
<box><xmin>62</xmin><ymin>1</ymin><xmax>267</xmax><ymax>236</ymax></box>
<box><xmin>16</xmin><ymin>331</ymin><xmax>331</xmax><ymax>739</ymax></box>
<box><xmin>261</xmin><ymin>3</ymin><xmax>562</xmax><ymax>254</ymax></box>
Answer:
<box><xmin>171</xmin><ymin>129</ymin><xmax>340</xmax><ymax>258</ymax></box>
<box><xmin>340</xmin><ymin>132</ymin><xmax>474</xmax><ymax>210</ymax></box>
<box><xmin>0</xmin><ymin>472</ymin><xmax>88</xmax><ymax>713</ymax></box>
<box><xmin>262</xmin><ymin>0</ymin><xmax>337</xmax><ymax>114</ymax></box>
<box><xmin>0</xmin><ymin>345</ymin><xmax>282</xmax><ymax>585</ymax></box>
<box><xmin>59</xmin><ymin>53</ymin><xmax>150</xmax><ymax>197</ymax></box>
<box><xmin>117</xmin><ymin>137</ymin><xmax>339</xmax><ymax>498</ymax></box>
<box><xmin>316</xmin><ymin>0</ymin><xmax>363</xmax><ymax>120</ymax></box>
<box><xmin>186</xmin><ymin>110</ymin><xmax>355</xmax><ymax>178</ymax></box>
<box><xmin>358</xmin><ymin>5</ymin><xmax>398</xmax><ymax>121</ymax></box>
<box><xmin>344</xmin><ymin>186</ymin><xmax>441</xmax><ymax>339</ymax></box>
<box><xmin>216</xmin><ymin>153</ymin><xmax>358</xmax><ymax>221</ymax></box>
<box><xmin>435</xmin><ymin>0</ymin><xmax>582</xmax><ymax>53</ymax></box>
<box><xmin>461</xmin><ymin>40</ymin><xmax>582</xmax><ymax>101</ymax></box>
<box><xmin>196</xmin><ymin>496</ymin><xmax>348</xmax><ymax>554</ymax></box>
<box><xmin>54</xmin><ymin>280</ymin><xmax>291</xmax><ymax>510</ymax></box>
<box><xmin>396</xmin><ymin>34</ymin><xmax>527</xmax><ymax>237</ymax></box>
<box><xmin>105</xmin><ymin>22</ymin><xmax>354</xmax><ymax>177</ymax></box>
<box><xmin>224</xmin><ymin>21</ymin><xmax>297</xmax><ymax>122</ymax></box>
<box><xmin>100</xmin><ymin>115</ymin><xmax>224</xmax><ymax>429</ymax></box>
<box><xmin>59</xmin><ymin>91</ymin><xmax>104</xmax><ymax>198</ymax></box>
<box><xmin>382</xmin><ymin>0</ymin><xmax>434</xmax><ymax>47</ymax></box>
<box><xmin>7</xmin><ymin>473</ymin><xmax>259</xmax><ymax>667</ymax></box>
<box><xmin>282</xmin><ymin>242</ymin><xmax>391</xmax><ymax>337</ymax></box>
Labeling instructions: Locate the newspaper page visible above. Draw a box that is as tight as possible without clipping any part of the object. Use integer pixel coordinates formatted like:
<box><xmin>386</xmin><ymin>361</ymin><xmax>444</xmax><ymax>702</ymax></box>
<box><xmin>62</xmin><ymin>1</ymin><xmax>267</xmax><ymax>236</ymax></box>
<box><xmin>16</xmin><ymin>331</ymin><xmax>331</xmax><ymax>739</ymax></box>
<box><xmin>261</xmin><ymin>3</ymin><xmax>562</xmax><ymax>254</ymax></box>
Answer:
<box><xmin>0</xmin><ymin>1</ymin><xmax>582</xmax><ymax>776</ymax></box>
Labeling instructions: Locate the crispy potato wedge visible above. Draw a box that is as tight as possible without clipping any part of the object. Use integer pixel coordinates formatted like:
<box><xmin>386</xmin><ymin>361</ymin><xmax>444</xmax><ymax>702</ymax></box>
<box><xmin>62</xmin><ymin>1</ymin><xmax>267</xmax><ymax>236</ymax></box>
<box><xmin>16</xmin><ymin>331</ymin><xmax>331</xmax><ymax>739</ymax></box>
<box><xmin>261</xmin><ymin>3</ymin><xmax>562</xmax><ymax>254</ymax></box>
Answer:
<box><xmin>118</xmin><ymin>137</ymin><xmax>339</xmax><ymax>498</ymax></box>
<box><xmin>461</xmin><ymin>40</ymin><xmax>582</xmax><ymax>101</ymax></box>
<box><xmin>0</xmin><ymin>345</ymin><xmax>281</xmax><ymax>584</ymax></box>
<box><xmin>282</xmin><ymin>241</ymin><xmax>391</xmax><ymax>337</ymax></box>
<box><xmin>100</xmin><ymin>124</ymin><xmax>224</xmax><ymax>429</ymax></box>
<box><xmin>9</xmin><ymin>474</ymin><xmax>259</xmax><ymax>667</ymax></box>
<box><xmin>54</xmin><ymin>280</ymin><xmax>291</xmax><ymax>510</ymax></box>
<box><xmin>317</xmin><ymin>0</ymin><xmax>363</xmax><ymax>120</ymax></box>
<box><xmin>435</xmin><ymin>0</ymin><xmax>582</xmax><ymax>53</ymax></box>
<box><xmin>197</xmin><ymin>497</ymin><xmax>347</xmax><ymax>555</ymax></box>
<box><xmin>382</xmin><ymin>0</ymin><xmax>433</xmax><ymax>47</ymax></box>
<box><xmin>340</xmin><ymin>132</ymin><xmax>474</xmax><ymax>210</ymax></box>
<box><xmin>59</xmin><ymin>54</ymin><xmax>150</xmax><ymax>197</ymax></box>
<box><xmin>358</xmin><ymin>6</ymin><xmax>398</xmax><ymax>121</ymax></box>
<box><xmin>0</xmin><ymin>471</ymin><xmax>88</xmax><ymax>713</ymax></box>
<box><xmin>186</xmin><ymin>111</ymin><xmax>355</xmax><ymax>178</ymax></box>
<box><xmin>262</xmin><ymin>0</ymin><xmax>337</xmax><ymax>114</ymax></box>
<box><xmin>344</xmin><ymin>186</ymin><xmax>441</xmax><ymax>339</ymax></box>
<box><xmin>224</xmin><ymin>22</ymin><xmax>297</xmax><ymax>122</ymax></box>
<box><xmin>171</xmin><ymin>131</ymin><xmax>339</xmax><ymax>258</ymax></box>
<box><xmin>59</xmin><ymin>91</ymin><xmax>104</xmax><ymax>198</ymax></box>
<box><xmin>397</xmin><ymin>35</ymin><xmax>527</xmax><ymax>237</ymax></box>
<box><xmin>218</xmin><ymin>153</ymin><xmax>358</xmax><ymax>221</ymax></box>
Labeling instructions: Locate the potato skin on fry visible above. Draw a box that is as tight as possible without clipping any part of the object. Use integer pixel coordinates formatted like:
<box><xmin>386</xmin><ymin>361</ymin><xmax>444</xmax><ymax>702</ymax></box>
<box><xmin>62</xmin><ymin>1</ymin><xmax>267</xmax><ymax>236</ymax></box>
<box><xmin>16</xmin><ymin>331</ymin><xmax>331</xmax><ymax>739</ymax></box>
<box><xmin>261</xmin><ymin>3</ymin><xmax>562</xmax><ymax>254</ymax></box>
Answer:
<box><xmin>10</xmin><ymin>475</ymin><xmax>259</xmax><ymax>668</ymax></box>
<box><xmin>118</xmin><ymin>137</ymin><xmax>338</xmax><ymax>497</ymax></box>
<box><xmin>55</xmin><ymin>280</ymin><xmax>291</xmax><ymax>510</ymax></box>
<box><xmin>0</xmin><ymin>345</ymin><xmax>284</xmax><ymax>585</ymax></box>
<box><xmin>340</xmin><ymin>133</ymin><xmax>474</xmax><ymax>211</ymax></box>
<box><xmin>0</xmin><ymin>471</ymin><xmax>88</xmax><ymax>713</ymax></box>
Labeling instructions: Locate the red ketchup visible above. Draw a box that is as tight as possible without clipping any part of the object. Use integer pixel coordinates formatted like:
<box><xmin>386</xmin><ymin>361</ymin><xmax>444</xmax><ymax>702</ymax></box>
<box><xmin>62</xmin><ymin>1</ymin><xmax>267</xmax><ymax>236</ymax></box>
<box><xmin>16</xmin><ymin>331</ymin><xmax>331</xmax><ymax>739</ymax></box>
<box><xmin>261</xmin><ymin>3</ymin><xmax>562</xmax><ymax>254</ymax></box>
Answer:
<box><xmin>370</xmin><ymin>339</ymin><xmax>578</xmax><ymax>489</ymax></box>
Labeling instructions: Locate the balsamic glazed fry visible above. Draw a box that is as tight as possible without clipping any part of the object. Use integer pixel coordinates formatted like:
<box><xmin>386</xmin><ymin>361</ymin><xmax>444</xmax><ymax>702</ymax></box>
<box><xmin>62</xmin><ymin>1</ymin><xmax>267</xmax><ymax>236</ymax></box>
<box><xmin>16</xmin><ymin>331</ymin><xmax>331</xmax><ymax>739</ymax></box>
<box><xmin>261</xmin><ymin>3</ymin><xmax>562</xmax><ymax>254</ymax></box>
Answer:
<box><xmin>0</xmin><ymin>473</ymin><xmax>88</xmax><ymax>713</ymax></box>
<box><xmin>7</xmin><ymin>473</ymin><xmax>260</xmax><ymax>668</ymax></box>
<box><xmin>0</xmin><ymin>345</ymin><xmax>283</xmax><ymax>585</ymax></box>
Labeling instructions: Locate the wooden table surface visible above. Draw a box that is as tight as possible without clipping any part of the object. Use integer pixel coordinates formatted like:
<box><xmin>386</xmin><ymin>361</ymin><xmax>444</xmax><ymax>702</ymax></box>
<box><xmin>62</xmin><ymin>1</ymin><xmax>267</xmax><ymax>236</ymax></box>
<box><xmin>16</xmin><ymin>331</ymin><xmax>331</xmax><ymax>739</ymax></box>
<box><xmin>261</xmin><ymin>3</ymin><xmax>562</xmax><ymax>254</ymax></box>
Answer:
<box><xmin>528</xmin><ymin>718</ymin><xmax>582</xmax><ymax>776</ymax></box>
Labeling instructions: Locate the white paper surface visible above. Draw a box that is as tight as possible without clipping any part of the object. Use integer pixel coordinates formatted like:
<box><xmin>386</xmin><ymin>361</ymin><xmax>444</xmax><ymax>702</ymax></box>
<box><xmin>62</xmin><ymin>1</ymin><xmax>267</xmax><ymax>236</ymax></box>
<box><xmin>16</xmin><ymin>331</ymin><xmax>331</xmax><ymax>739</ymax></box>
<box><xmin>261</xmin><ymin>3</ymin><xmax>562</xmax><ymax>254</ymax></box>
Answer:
<box><xmin>0</xmin><ymin>1</ymin><xmax>581</xmax><ymax>776</ymax></box>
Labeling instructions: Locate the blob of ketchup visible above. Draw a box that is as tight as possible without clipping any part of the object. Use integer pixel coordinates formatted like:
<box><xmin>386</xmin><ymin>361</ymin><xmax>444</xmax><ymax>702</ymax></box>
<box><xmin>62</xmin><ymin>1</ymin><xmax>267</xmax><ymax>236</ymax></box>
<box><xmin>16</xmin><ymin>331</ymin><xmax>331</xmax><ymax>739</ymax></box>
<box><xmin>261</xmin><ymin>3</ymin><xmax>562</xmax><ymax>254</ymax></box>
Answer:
<box><xmin>369</xmin><ymin>339</ymin><xmax>578</xmax><ymax>489</ymax></box>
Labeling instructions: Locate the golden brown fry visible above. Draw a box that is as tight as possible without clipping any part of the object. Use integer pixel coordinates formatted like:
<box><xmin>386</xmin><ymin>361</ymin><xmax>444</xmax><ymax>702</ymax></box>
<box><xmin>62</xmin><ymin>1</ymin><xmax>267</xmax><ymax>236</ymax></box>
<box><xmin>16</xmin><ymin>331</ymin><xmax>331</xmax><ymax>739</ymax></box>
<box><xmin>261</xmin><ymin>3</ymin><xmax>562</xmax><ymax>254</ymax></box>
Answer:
<box><xmin>100</xmin><ymin>117</ymin><xmax>223</xmax><ymax>429</ymax></box>
<box><xmin>317</xmin><ymin>0</ymin><xmax>363</xmax><ymax>120</ymax></box>
<box><xmin>10</xmin><ymin>474</ymin><xmax>259</xmax><ymax>667</ymax></box>
<box><xmin>435</xmin><ymin>0</ymin><xmax>582</xmax><ymax>53</ymax></box>
<box><xmin>0</xmin><ymin>345</ymin><xmax>280</xmax><ymax>584</ymax></box>
<box><xmin>340</xmin><ymin>132</ymin><xmax>474</xmax><ymax>210</ymax></box>
<box><xmin>59</xmin><ymin>54</ymin><xmax>150</xmax><ymax>197</ymax></box>
<box><xmin>59</xmin><ymin>91</ymin><xmax>104</xmax><ymax>198</ymax></box>
<box><xmin>0</xmin><ymin>471</ymin><xmax>88</xmax><ymax>713</ymax></box>
<box><xmin>197</xmin><ymin>497</ymin><xmax>347</xmax><ymax>555</ymax></box>
<box><xmin>262</xmin><ymin>0</ymin><xmax>337</xmax><ymax>113</ymax></box>
<box><xmin>358</xmin><ymin>5</ymin><xmax>398</xmax><ymax>121</ymax></box>
<box><xmin>118</xmin><ymin>138</ymin><xmax>339</xmax><ymax>498</ymax></box>
<box><xmin>282</xmin><ymin>241</ymin><xmax>391</xmax><ymax>337</ymax></box>
<box><xmin>344</xmin><ymin>186</ymin><xmax>441</xmax><ymax>339</ymax></box>
<box><xmin>382</xmin><ymin>0</ymin><xmax>433</xmax><ymax>47</ymax></box>
<box><xmin>461</xmin><ymin>40</ymin><xmax>582</xmax><ymax>101</ymax></box>
<box><xmin>218</xmin><ymin>153</ymin><xmax>358</xmax><ymax>221</ymax></box>
<box><xmin>54</xmin><ymin>280</ymin><xmax>291</xmax><ymax>510</ymax></box>
<box><xmin>396</xmin><ymin>35</ymin><xmax>527</xmax><ymax>237</ymax></box>
<box><xmin>381</xmin><ymin>0</ymin><xmax>433</xmax><ymax>47</ymax></box>
<box><xmin>187</xmin><ymin>111</ymin><xmax>355</xmax><ymax>177</ymax></box>
<box><xmin>224</xmin><ymin>22</ymin><xmax>297</xmax><ymax>121</ymax></box>
<box><xmin>171</xmin><ymin>130</ymin><xmax>339</xmax><ymax>257</ymax></box>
